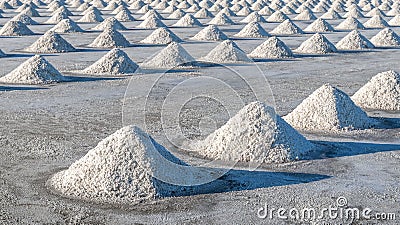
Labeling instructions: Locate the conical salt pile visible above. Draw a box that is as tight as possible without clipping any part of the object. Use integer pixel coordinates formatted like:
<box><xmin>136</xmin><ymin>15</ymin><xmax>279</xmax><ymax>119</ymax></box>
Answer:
<box><xmin>259</xmin><ymin>5</ymin><xmax>275</xmax><ymax>16</ymax></box>
<box><xmin>50</xmin><ymin>19</ymin><xmax>84</xmax><ymax>33</ymax></box>
<box><xmin>344</xmin><ymin>8</ymin><xmax>364</xmax><ymax>18</ymax></box>
<box><xmin>194</xmin><ymin>8</ymin><xmax>214</xmax><ymax>18</ymax></box>
<box><xmin>293</xmin><ymin>8</ymin><xmax>317</xmax><ymax>20</ymax></box>
<box><xmin>295</xmin><ymin>33</ymin><xmax>337</xmax><ymax>54</ymax></box>
<box><xmin>0</xmin><ymin>55</ymin><xmax>66</xmax><ymax>84</ymax></box>
<box><xmin>167</xmin><ymin>8</ymin><xmax>186</xmax><ymax>19</ymax></box>
<box><xmin>363</xmin><ymin>15</ymin><xmax>389</xmax><ymax>29</ymax></box>
<box><xmin>335</xmin><ymin>30</ymin><xmax>374</xmax><ymax>50</ymax></box>
<box><xmin>24</xmin><ymin>31</ymin><xmax>76</xmax><ymax>53</ymax></box>
<box><xmin>47</xmin><ymin>125</ymin><xmax>190</xmax><ymax>204</ymax></box>
<box><xmin>114</xmin><ymin>8</ymin><xmax>135</xmax><ymax>21</ymax></box>
<box><xmin>304</xmin><ymin>18</ymin><xmax>335</xmax><ymax>32</ymax></box>
<box><xmin>0</xmin><ymin>20</ymin><xmax>34</xmax><ymax>36</ymax></box>
<box><xmin>193</xmin><ymin>101</ymin><xmax>314</xmax><ymax>163</ymax></box>
<box><xmin>267</xmin><ymin>11</ymin><xmax>289</xmax><ymax>22</ymax></box>
<box><xmin>202</xmin><ymin>40</ymin><xmax>250</xmax><ymax>63</ymax></box>
<box><xmin>249</xmin><ymin>36</ymin><xmax>293</xmax><ymax>58</ymax></box>
<box><xmin>93</xmin><ymin>17</ymin><xmax>127</xmax><ymax>30</ymax></box>
<box><xmin>208</xmin><ymin>12</ymin><xmax>235</xmax><ymax>25</ymax></box>
<box><xmin>45</xmin><ymin>10</ymin><xmax>69</xmax><ymax>24</ymax></box>
<box><xmin>89</xmin><ymin>28</ymin><xmax>130</xmax><ymax>48</ymax></box>
<box><xmin>321</xmin><ymin>9</ymin><xmax>343</xmax><ymax>20</ymax></box>
<box><xmin>82</xmin><ymin>48</ymin><xmax>138</xmax><ymax>75</ymax></box>
<box><xmin>139</xmin><ymin>10</ymin><xmax>163</xmax><ymax>20</ymax></box>
<box><xmin>335</xmin><ymin>17</ymin><xmax>365</xmax><ymax>30</ymax></box>
<box><xmin>366</xmin><ymin>8</ymin><xmax>386</xmax><ymax>17</ymax></box>
<box><xmin>140</xmin><ymin>27</ymin><xmax>182</xmax><ymax>44</ymax></box>
<box><xmin>191</xmin><ymin>25</ymin><xmax>228</xmax><ymax>41</ymax></box>
<box><xmin>141</xmin><ymin>42</ymin><xmax>195</xmax><ymax>68</ymax></box>
<box><xmin>370</xmin><ymin>28</ymin><xmax>400</xmax><ymax>47</ymax></box>
<box><xmin>271</xmin><ymin>19</ymin><xmax>304</xmax><ymax>35</ymax></box>
<box><xmin>173</xmin><ymin>14</ymin><xmax>202</xmax><ymax>27</ymax></box>
<box><xmin>78</xmin><ymin>8</ymin><xmax>104</xmax><ymax>23</ymax></box>
<box><xmin>388</xmin><ymin>15</ymin><xmax>400</xmax><ymax>26</ymax></box>
<box><xmin>352</xmin><ymin>70</ymin><xmax>400</xmax><ymax>111</ymax></box>
<box><xmin>240</xmin><ymin>11</ymin><xmax>266</xmax><ymax>23</ymax></box>
<box><xmin>283</xmin><ymin>84</ymin><xmax>377</xmax><ymax>131</ymax></box>
<box><xmin>136</xmin><ymin>14</ymin><xmax>166</xmax><ymax>29</ymax></box>
<box><xmin>234</xmin><ymin>22</ymin><xmax>269</xmax><ymax>37</ymax></box>
<box><xmin>11</xmin><ymin>13</ymin><xmax>38</xmax><ymax>25</ymax></box>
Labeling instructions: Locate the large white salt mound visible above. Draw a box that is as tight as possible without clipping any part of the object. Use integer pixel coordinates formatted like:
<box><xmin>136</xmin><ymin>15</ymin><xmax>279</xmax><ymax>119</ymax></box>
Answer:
<box><xmin>0</xmin><ymin>20</ymin><xmax>34</xmax><ymax>36</ymax></box>
<box><xmin>335</xmin><ymin>17</ymin><xmax>365</xmax><ymax>30</ymax></box>
<box><xmin>388</xmin><ymin>15</ymin><xmax>400</xmax><ymax>27</ymax></box>
<box><xmin>24</xmin><ymin>31</ymin><xmax>76</xmax><ymax>53</ymax></box>
<box><xmin>370</xmin><ymin>28</ymin><xmax>400</xmax><ymax>47</ymax></box>
<box><xmin>283</xmin><ymin>84</ymin><xmax>377</xmax><ymax>131</ymax></box>
<box><xmin>82</xmin><ymin>48</ymin><xmax>138</xmax><ymax>75</ymax></box>
<box><xmin>191</xmin><ymin>25</ymin><xmax>228</xmax><ymax>41</ymax></box>
<box><xmin>47</xmin><ymin>125</ymin><xmax>189</xmax><ymax>204</ymax></box>
<box><xmin>140</xmin><ymin>27</ymin><xmax>182</xmax><ymax>44</ymax></box>
<box><xmin>202</xmin><ymin>40</ymin><xmax>250</xmax><ymax>63</ymax></box>
<box><xmin>92</xmin><ymin>17</ymin><xmax>127</xmax><ymax>30</ymax></box>
<box><xmin>193</xmin><ymin>101</ymin><xmax>314</xmax><ymax>163</ymax></box>
<box><xmin>248</xmin><ymin>36</ymin><xmax>293</xmax><ymax>58</ymax></box>
<box><xmin>352</xmin><ymin>70</ymin><xmax>400</xmax><ymax>111</ymax></box>
<box><xmin>271</xmin><ymin>19</ymin><xmax>304</xmax><ymax>35</ymax></box>
<box><xmin>141</xmin><ymin>42</ymin><xmax>195</xmax><ymax>68</ymax></box>
<box><xmin>136</xmin><ymin>14</ymin><xmax>166</xmax><ymax>29</ymax></box>
<box><xmin>0</xmin><ymin>55</ymin><xmax>66</xmax><ymax>84</ymax></box>
<box><xmin>363</xmin><ymin>15</ymin><xmax>389</xmax><ymax>28</ymax></box>
<box><xmin>89</xmin><ymin>28</ymin><xmax>130</xmax><ymax>48</ymax></box>
<box><xmin>234</xmin><ymin>22</ymin><xmax>269</xmax><ymax>37</ymax></box>
<box><xmin>208</xmin><ymin>12</ymin><xmax>235</xmax><ymax>25</ymax></box>
<box><xmin>50</xmin><ymin>19</ymin><xmax>84</xmax><ymax>33</ymax></box>
<box><xmin>304</xmin><ymin>18</ymin><xmax>335</xmax><ymax>32</ymax></box>
<box><xmin>173</xmin><ymin>14</ymin><xmax>202</xmax><ymax>27</ymax></box>
<box><xmin>335</xmin><ymin>30</ymin><xmax>374</xmax><ymax>50</ymax></box>
<box><xmin>295</xmin><ymin>33</ymin><xmax>337</xmax><ymax>54</ymax></box>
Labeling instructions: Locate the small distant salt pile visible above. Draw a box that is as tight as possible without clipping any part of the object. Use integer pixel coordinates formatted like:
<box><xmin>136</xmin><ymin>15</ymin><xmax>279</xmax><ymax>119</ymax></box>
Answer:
<box><xmin>194</xmin><ymin>8</ymin><xmax>214</xmax><ymax>18</ymax></box>
<box><xmin>93</xmin><ymin>17</ymin><xmax>127</xmax><ymax>30</ymax></box>
<box><xmin>45</xmin><ymin>10</ymin><xmax>69</xmax><ymax>24</ymax></box>
<box><xmin>389</xmin><ymin>15</ymin><xmax>400</xmax><ymax>26</ymax></box>
<box><xmin>271</xmin><ymin>19</ymin><xmax>304</xmax><ymax>35</ymax></box>
<box><xmin>0</xmin><ymin>20</ymin><xmax>34</xmax><ymax>36</ymax></box>
<box><xmin>78</xmin><ymin>8</ymin><xmax>104</xmax><ymax>23</ymax></box>
<box><xmin>335</xmin><ymin>30</ymin><xmax>374</xmax><ymax>50</ymax></box>
<box><xmin>267</xmin><ymin>11</ymin><xmax>289</xmax><ymax>22</ymax></box>
<box><xmin>129</xmin><ymin>0</ymin><xmax>145</xmax><ymax>10</ymax></box>
<box><xmin>283</xmin><ymin>84</ymin><xmax>377</xmax><ymax>131</ymax></box>
<box><xmin>321</xmin><ymin>9</ymin><xmax>343</xmax><ymax>19</ymax></box>
<box><xmin>11</xmin><ymin>13</ymin><xmax>38</xmax><ymax>25</ymax></box>
<box><xmin>76</xmin><ymin>2</ymin><xmax>90</xmax><ymax>11</ymax></box>
<box><xmin>25</xmin><ymin>31</ymin><xmax>76</xmax><ymax>53</ymax></box>
<box><xmin>141</xmin><ymin>42</ymin><xmax>195</xmax><ymax>68</ymax></box>
<box><xmin>280</xmin><ymin>5</ymin><xmax>296</xmax><ymax>15</ymax></box>
<box><xmin>47</xmin><ymin>125</ymin><xmax>189</xmax><ymax>204</ymax></box>
<box><xmin>90</xmin><ymin>0</ymin><xmax>107</xmax><ymax>8</ymax></box>
<box><xmin>208</xmin><ymin>12</ymin><xmax>235</xmax><ymax>25</ymax></box>
<box><xmin>344</xmin><ymin>8</ymin><xmax>365</xmax><ymax>18</ymax></box>
<box><xmin>103</xmin><ymin>1</ymin><xmax>119</xmax><ymax>11</ymax></box>
<box><xmin>304</xmin><ymin>18</ymin><xmax>335</xmax><ymax>32</ymax></box>
<box><xmin>387</xmin><ymin>7</ymin><xmax>400</xmax><ymax>17</ymax></box>
<box><xmin>0</xmin><ymin>1</ymin><xmax>13</xmax><ymax>9</ymax></box>
<box><xmin>335</xmin><ymin>17</ymin><xmax>365</xmax><ymax>30</ymax></box>
<box><xmin>82</xmin><ymin>48</ymin><xmax>138</xmax><ymax>75</ymax></box>
<box><xmin>139</xmin><ymin>10</ymin><xmax>163</xmax><ymax>20</ymax></box>
<box><xmin>295</xmin><ymin>33</ymin><xmax>337</xmax><ymax>54</ymax></box>
<box><xmin>51</xmin><ymin>6</ymin><xmax>73</xmax><ymax>17</ymax></box>
<box><xmin>191</xmin><ymin>25</ymin><xmax>228</xmax><ymax>41</ymax></box>
<box><xmin>202</xmin><ymin>40</ymin><xmax>250</xmax><ymax>63</ymax></box>
<box><xmin>370</xmin><ymin>28</ymin><xmax>400</xmax><ymax>47</ymax></box>
<box><xmin>173</xmin><ymin>14</ymin><xmax>202</xmax><ymax>27</ymax></box>
<box><xmin>20</xmin><ymin>6</ymin><xmax>40</xmax><ymax>17</ymax></box>
<box><xmin>89</xmin><ymin>28</ymin><xmax>130</xmax><ymax>48</ymax></box>
<box><xmin>259</xmin><ymin>5</ymin><xmax>275</xmax><ymax>16</ymax></box>
<box><xmin>236</xmin><ymin>6</ymin><xmax>253</xmax><ymax>16</ymax></box>
<box><xmin>140</xmin><ymin>27</ymin><xmax>182</xmax><ymax>44</ymax></box>
<box><xmin>50</xmin><ymin>19</ymin><xmax>84</xmax><ymax>33</ymax></box>
<box><xmin>167</xmin><ymin>8</ymin><xmax>186</xmax><ymax>19</ymax></box>
<box><xmin>363</xmin><ymin>15</ymin><xmax>389</xmax><ymax>28</ymax></box>
<box><xmin>240</xmin><ymin>11</ymin><xmax>266</xmax><ymax>23</ymax></box>
<box><xmin>293</xmin><ymin>8</ymin><xmax>317</xmax><ymax>20</ymax></box>
<box><xmin>220</xmin><ymin>7</ymin><xmax>236</xmax><ymax>17</ymax></box>
<box><xmin>0</xmin><ymin>55</ymin><xmax>66</xmax><ymax>84</ymax></box>
<box><xmin>352</xmin><ymin>70</ymin><xmax>400</xmax><ymax>111</ymax></box>
<box><xmin>366</xmin><ymin>8</ymin><xmax>386</xmax><ymax>17</ymax></box>
<box><xmin>248</xmin><ymin>36</ymin><xmax>293</xmax><ymax>58</ymax></box>
<box><xmin>193</xmin><ymin>102</ymin><xmax>314</xmax><ymax>163</ymax></box>
<box><xmin>114</xmin><ymin>8</ymin><xmax>135</xmax><ymax>21</ymax></box>
<box><xmin>136</xmin><ymin>14</ymin><xmax>166</xmax><ymax>29</ymax></box>
<box><xmin>111</xmin><ymin>5</ymin><xmax>129</xmax><ymax>15</ymax></box>
<box><xmin>234</xmin><ymin>22</ymin><xmax>270</xmax><ymax>37</ymax></box>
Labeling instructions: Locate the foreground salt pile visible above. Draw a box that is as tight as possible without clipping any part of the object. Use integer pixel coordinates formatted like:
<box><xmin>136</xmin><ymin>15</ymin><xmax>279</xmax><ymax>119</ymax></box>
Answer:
<box><xmin>193</xmin><ymin>102</ymin><xmax>314</xmax><ymax>163</ymax></box>
<box><xmin>191</xmin><ymin>25</ymin><xmax>228</xmax><ymax>41</ymax></box>
<box><xmin>140</xmin><ymin>27</ymin><xmax>182</xmax><ymax>44</ymax></box>
<box><xmin>141</xmin><ymin>42</ymin><xmax>195</xmax><ymax>68</ymax></box>
<box><xmin>248</xmin><ymin>36</ymin><xmax>293</xmax><ymax>58</ymax></box>
<box><xmin>335</xmin><ymin>30</ymin><xmax>374</xmax><ymax>50</ymax></box>
<box><xmin>202</xmin><ymin>40</ymin><xmax>250</xmax><ymax>63</ymax></box>
<box><xmin>0</xmin><ymin>55</ymin><xmax>66</xmax><ymax>84</ymax></box>
<box><xmin>0</xmin><ymin>20</ymin><xmax>34</xmax><ymax>36</ymax></box>
<box><xmin>295</xmin><ymin>33</ymin><xmax>337</xmax><ymax>54</ymax></box>
<box><xmin>89</xmin><ymin>28</ymin><xmax>130</xmax><ymax>48</ymax></box>
<box><xmin>352</xmin><ymin>70</ymin><xmax>400</xmax><ymax>111</ymax></box>
<box><xmin>24</xmin><ymin>30</ymin><xmax>76</xmax><ymax>53</ymax></box>
<box><xmin>283</xmin><ymin>84</ymin><xmax>377</xmax><ymax>131</ymax></box>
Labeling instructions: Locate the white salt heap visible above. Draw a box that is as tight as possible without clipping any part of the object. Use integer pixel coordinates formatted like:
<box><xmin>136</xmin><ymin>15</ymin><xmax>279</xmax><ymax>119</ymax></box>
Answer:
<box><xmin>140</xmin><ymin>27</ymin><xmax>182</xmax><ymax>44</ymax></box>
<box><xmin>114</xmin><ymin>8</ymin><xmax>135</xmax><ymax>21</ymax></box>
<box><xmin>293</xmin><ymin>8</ymin><xmax>317</xmax><ymax>20</ymax></box>
<box><xmin>0</xmin><ymin>55</ymin><xmax>66</xmax><ymax>84</ymax></box>
<box><xmin>234</xmin><ymin>22</ymin><xmax>269</xmax><ymax>38</ymax></box>
<box><xmin>78</xmin><ymin>8</ymin><xmax>104</xmax><ymax>23</ymax></box>
<box><xmin>0</xmin><ymin>20</ymin><xmax>34</xmax><ymax>36</ymax></box>
<box><xmin>194</xmin><ymin>8</ymin><xmax>213</xmax><ymax>18</ymax></box>
<box><xmin>47</xmin><ymin>125</ymin><xmax>190</xmax><ymax>204</ymax></box>
<box><xmin>82</xmin><ymin>48</ymin><xmax>138</xmax><ymax>75</ymax></box>
<box><xmin>267</xmin><ymin>11</ymin><xmax>289</xmax><ymax>22</ymax></box>
<box><xmin>136</xmin><ymin>14</ymin><xmax>166</xmax><ymax>29</ymax></box>
<box><xmin>202</xmin><ymin>40</ymin><xmax>250</xmax><ymax>63</ymax></box>
<box><xmin>344</xmin><ymin>8</ymin><xmax>364</xmax><ymax>18</ymax></box>
<box><xmin>304</xmin><ymin>18</ymin><xmax>335</xmax><ymax>32</ymax></box>
<box><xmin>335</xmin><ymin>30</ymin><xmax>374</xmax><ymax>50</ymax></box>
<box><xmin>335</xmin><ymin>17</ymin><xmax>365</xmax><ymax>30</ymax></box>
<box><xmin>24</xmin><ymin>31</ymin><xmax>76</xmax><ymax>53</ymax></box>
<box><xmin>208</xmin><ymin>12</ymin><xmax>235</xmax><ymax>25</ymax></box>
<box><xmin>89</xmin><ymin>28</ymin><xmax>130</xmax><ymax>48</ymax></box>
<box><xmin>93</xmin><ymin>17</ymin><xmax>127</xmax><ymax>31</ymax></box>
<box><xmin>352</xmin><ymin>70</ymin><xmax>400</xmax><ymax>111</ymax></box>
<box><xmin>141</xmin><ymin>42</ymin><xmax>195</xmax><ymax>68</ymax></box>
<box><xmin>45</xmin><ymin>9</ymin><xmax>69</xmax><ymax>24</ymax></box>
<box><xmin>193</xmin><ymin>101</ymin><xmax>314</xmax><ymax>163</ymax></box>
<box><xmin>173</xmin><ymin>14</ymin><xmax>202</xmax><ymax>27</ymax></box>
<box><xmin>388</xmin><ymin>15</ymin><xmax>400</xmax><ymax>26</ymax></box>
<box><xmin>50</xmin><ymin>19</ymin><xmax>84</xmax><ymax>33</ymax></box>
<box><xmin>191</xmin><ymin>25</ymin><xmax>228</xmax><ymax>41</ymax></box>
<box><xmin>248</xmin><ymin>36</ymin><xmax>293</xmax><ymax>58</ymax></box>
<box><xmin>167</xmin><ymin>8</ymin><xmax>186</xmax><ymax>19</ymax></box>
<box><xmin>283</xmin><ymin>84</ymin><xmax>377</xmax><ymax>131</ymax></box>
<box><xmin>12</xmin><ymin>13</ymin><xmax>38</xmax><ymax>25</ymax></box>
<box><xmin>271</xmin><ymin>19</ymin><xmax>304</xmax><ymax>35</ymax></box>
<box><xmin>321</xmin><ymin>9</ymin><xmax>342</xmax><ymax>19</ymax></box>
<box><xmin>363</xmin><ymin>15</ymin><xmax>389</xmax><ymax>29</ymax></box>
<box><xmin>370</xmin><ymin>28</ymin><xmax>400</xmax><ymax>47</ymax></box>
<box><xmin>295</xmin><ymin>33</ymin><xmax>337</xmax><ymax>54</ymax></box>
<box><xmin>240</xmin><ymin>11</ymin><xmax>266</xmax><ymax>23</ymax></box>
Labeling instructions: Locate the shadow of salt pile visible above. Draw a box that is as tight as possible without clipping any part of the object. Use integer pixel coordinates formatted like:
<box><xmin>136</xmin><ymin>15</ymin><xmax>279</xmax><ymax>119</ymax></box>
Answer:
<box><xmin>62</xmin><ymin>75</ymin><xmax>123</xmax><ymax>82</ymax></box>
<box><xmin>0</xmin><ymin>86</ymin><xmax>48</xmax><ymax>91</ymax></box>
<box><xmin>372</xmin><ymin>117</ymin><xmax>400</xmax><ymax>129</ymax></box>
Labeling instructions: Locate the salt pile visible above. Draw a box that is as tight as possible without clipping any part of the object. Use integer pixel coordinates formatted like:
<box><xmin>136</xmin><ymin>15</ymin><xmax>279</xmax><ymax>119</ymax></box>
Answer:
<box><xmin>304</xmin><ymin>18</ymin><xmax>335</xmax><ymax>32</ymax></box>
<box><xmin>240</xmin><ymin>11</ymin><xmax>266</xmax><ymax>23</ymax></box>
<box><xmin>271</xmin><ymin>19</ymin><xmax>304</xmax><ymax>35</ymax></box>
<box><xmin>335</xmin><ymin>17</ymin><xmax>365</xmax><ymax>30</ymax></box>
<box><xmin>140</xmin><ymin>27</ymin><xmax>182</xmax><ymax>44</ymax></box>
<box><xmin>0</xmin><ymin>55</ymin><xmax>66</xmax><ymax>84</ymax></box>
<box><xmin>140</xmin><ymin>10</ymin><xmax>163</xmax><ymax>20</ymax></box>
<box><xmin>141</xmin><ymin>42</ymin><xmax>195</xmax><ymax>68</ymax></box>
<box><xmin>194</xmin><ymin>8</ymin><xmax>213</xmax><ymax>18</ymax></box>
<box><xmin>82</xmin><ymin>48</ymin><xmax>138</xmax><ymax>75</ymax></box>
<box><xmin>335</xmin><ymin>30</ymin><xmax>374</xmax><ymax>50</ymax></box>
<box><xmin>370</xmin><ymin>28</ymin><xmax>400</xmax><ymax>47</ymax></box>
<box><xmin>191</xmin><ymin>25</ymin><xmax>228</xmax><ymax>41</ymax></box>
<box><xmin>237</xmin><ymin>6</ymin><xmax>253</xmax><ymax>16</ymax></box>
<box><xmin>283</xmin><ymin>84</ymin><xmax>377</xmax><ymax>131</ymax></box>
<box><xmin>295</xmin><ymin>33</ymin><xmax>337</xmax><ymax>54</ymax></box>
<box><xmin>0</xmin><ymin>20</ymin><xmax>34</xmax><ymax>36</ymax></box>
<box><xmin>363</xmin><ymin>15</ymin><xmax>389</xmax><ymax>29</ymax></box>
<box><xmin>47</xmin><ymin>125</ymin><xmax>189</xmax><ymax>204</ymax></box>
<box><xmin>93</xmin><ymin>17</ymin><xmax>127</xmax><ymax>31</ymax></box>
<box><xmin>388</xmin><ymin>15</ymin><xmax>400</xmax><ymax>26</ymax></box>
<box><xmin>248</xmin><ymin>36</ymin><xmax>293</xmax><ymax>58</ymax></box>
<box><xmin>234</xmin><ymin>22</ymin><xmax>269</xmax><ymax>38</ymax></box>
<box><xmin>267</xmin><ymin>11</ymin><xmax>289</xmax><ymax>22</ymax></box>
<box><xmin>173</xmin><ymin>14</ymin><xmax>202</xmax><ymax>27</ymax></box>
<box><xmin>259</xmin><ymin>5</ymin><xmax>275</xmax><ymax>16</ymax></box>
<box><xmin>45</xmin><ymin>10</ymin><xmax>69</xmax><ymax>24</ymax></box>
<box><xmin>366</xmin><ymin>8</ymin><xmax>386</xmax><ymax>17</ymax></box>
<box><xmin>136</xmin><ymin>14</ymin><xmax>166</xmax><ymax>29</ymax></box>
<box><xmin>193</xmin><ymin>101</ymin><xmax>314</xmax><ymax>163</ymax></box>
<box><xmin>78</xmin><ymin>8</ymin><xmax>104</xmax><ymax>23</ymax></box>
<box><xmin>208</xmin><ymin>12</ymin><xmax>235</xmax><ymax>25</ymax></box>
<box><xmin>11</xmin><ymin>13</ymin><xmax>38</xmax><ymax>25</ymax></box>
<box><xmin>167</xmin><ymin>8</ymin><xmax>186</xmax><ymax>19</ymax></box>
<box><xmin>50</xmin><ymin>19</ymin><xmax>84</xmax><ymax>33</ymax></box>
<box><xmin>24</xmin><ymin>31</ymin><xmax>76</xmax><ymax>53</ymax></box>
<box><xmin>344</xmin><ymin>8</ymin><xmax>364</xmax><ymax>18</ymax></box>
<box><xmin>89</xmin><ymin>28</ymin><xmax>130</xmax><ymax>48</ymax></box>
<box><xmin>114</xmin><ymin>8</ymin><xmax>135</xmax><ymax>21</ymax></box>
<box><xmin>352</xmin><ymin>70</ymin><xmax>400</xmax><ymax>111</ymax></box>
<box><xmin>293</xmin><ymin>8</ymin><xmax>317</xmax><ymax>20</ymax></box>
<box><xmin>321</xmin><ymin>9</ymin><xmax>343</xmax><ymax>19</ymax></box>
<box><xmin>20</xmin><ymin>6</ymin><xmax>40</xmax><ymax>17</ymax></box>
<box><xmin>202</xmin><ymin>40</ymin><xmax>250</xmax><ymax>63</ymax></box>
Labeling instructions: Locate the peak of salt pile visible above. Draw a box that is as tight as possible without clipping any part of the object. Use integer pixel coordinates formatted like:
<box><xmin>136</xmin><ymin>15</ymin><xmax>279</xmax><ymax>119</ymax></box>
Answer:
<box><xmin>352</xmin><ymin>70</ymin><xmax>400</xmax><ymax>111</ymax></box>
<box><xmin>141</xmin><ymin>42</ymin><xmax>195</xmax><ymax>68</ymax></box>
<box><xmin>50</xmin><ymin>18</ymin><xmax>84</xmax><ymax>33</ymax></box>
<box><xmin>293</xmin><ymin>8</ymin><xmax>317</xmax><ymax>20</ymax></box>
<box><xmin>136</xmin><ymin>14</ymin><xmax>166</xmax><ymax>29</ymax></box>
<box><xmin>11</xmin><ymin>13</ymin><xmax>38</xmax><ymax>25</ymax></box>
<box><xmin>194</xmin><ymin>8</ymin><xmax>214</xmax><ymax>18</ymax></box>
<box><xmin>304</xmin><ymin>18</ymin><xmax>335</xmax><ymax>32</ymax></box>
<box><xmin>202</xmin><ymin>40</ymin><xmax>250</xmax><ymax>63</ymax></box>
<box><xmin>89</xmin><ymin>28</ymin><xmax>130</xmax><ymax>48</ymax></box>
<box><xmin>114</xmin><ymin>8</ymin><xmax>135</xmax><ymax>21</ymax></box>
<box><xmin>173</xmin><ymin>14</ymin><xmax>202</xmax><ymax>27</ymax></box>
<box><xmin>344</xmin><ymin>8</ymin><xmax>365</xmax><ymax>18</ymax></box>
<box><xmin>25</xmin><ymin>31</ymin><xmax>76</xmax><ymax>53</ymax></box>
<box><xmin>140</xmin><ymin>27</ymin><xmax>182</xmax><ymax>44</ymax></box>
<box><xmin>295</xmin><ymin>33</ymin><xmax>337</xmax><ymax>54</ymax></box>
<box><xmin>0</xmin><ymin>55</ymin><xmax>66</xmax><ymax>84</ymax></box>
<box><xmin>389</xmin><ymin>15</ymin><xmax>400</xmax><ymax>26</ymax></box>
<box><xmin>191</xmin><ymin>25</ymin><xmax>228</xmax><ymax>41</ymax></box>
<box><xmin>78</xmin><ymin>8</ymin><xmax>104</xmax><ymax>23</ymax></box>
<box><xmin>267</xmin><ymin>11</ymin><xmax>289</xmax><ymax>22</ymax></box>
<box><xmin>193</xmin><ymin>101</ymin><xmax>314</xmax><ymax>163</ymax></box>
<box><xmin>321</xmin><ymin>9</ymin><xmax>343</xmax><ymax>19</ymax></box>
<box><xmin>363</xmin><ymin>15</ymin><xmax>389</xmax><ymax>28</ymax></box>
<box><xmin>208</xmin><ymin>12</ymin><xmax>235</xmax><ymax>25</ymax></box>
<box><xmin>271</xmin><ymin>19</ymin><xmax>304</xmax><ymax>35</ymax></box>
<box><xmin>47</xmin><ymin>125</ymin><xmax>189</xmax><ymax>204</ymax></box>
<box><xmin>93</xmin><ymin>17</ymin><xmax>127</xmax><ymax>30</ymax></box>
<box><xmin>240</xmin><ymin>11</ymin><xmax>266</xmax><ymax>23</ymax></box>
<box><xmin>234</xmin><ymin>22</ymin><xmax>270</xmax><ymax>38</ymax></box>
<box><xmin>82</xmin><ymin>48</ymin><xmax>138</xmax><ymax>75</ymax></box>
<box><xmin>283</xmin><ymin>84</ymin><xmax>377</xmax><ymax>131</ymax></box>
<box><xmin>335</xmin><ymin>30</ymin><xmax>374</xmax><ymax>50</ymax></box>
<box><xmin>335</xmin><ymin>17</ymin><xmax>365</xmax><ymax>30</ymax></box>
<box><xmin>129</xmin><ymin>0</ymin><xmax>145</xmax><ymax>10</ymax></box>
<box><xmin>248</xmin><ymin>36</ymin><xmax>293</xmax><ymax>58</ymax></box>
<box><xmin>370</xmin><ymin>28</ymin><xmax>400</xmax><ymax>47</ymax></box>
<box><xmin>0</xmin><ymin>20</ymin><xmax>34</xmax><ymax>36</ymax></box>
